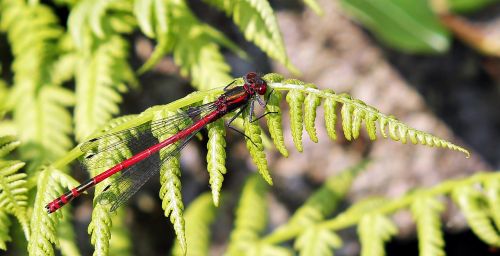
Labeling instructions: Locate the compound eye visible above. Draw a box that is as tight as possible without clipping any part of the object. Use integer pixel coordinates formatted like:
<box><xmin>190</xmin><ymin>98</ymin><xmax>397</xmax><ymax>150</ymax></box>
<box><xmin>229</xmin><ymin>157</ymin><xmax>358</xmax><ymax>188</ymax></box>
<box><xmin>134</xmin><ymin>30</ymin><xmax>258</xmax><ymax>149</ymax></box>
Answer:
<box><xmin>256</xmin><ymin>82</ymin><xmax>267</xmax><ymax>95</ymax></box>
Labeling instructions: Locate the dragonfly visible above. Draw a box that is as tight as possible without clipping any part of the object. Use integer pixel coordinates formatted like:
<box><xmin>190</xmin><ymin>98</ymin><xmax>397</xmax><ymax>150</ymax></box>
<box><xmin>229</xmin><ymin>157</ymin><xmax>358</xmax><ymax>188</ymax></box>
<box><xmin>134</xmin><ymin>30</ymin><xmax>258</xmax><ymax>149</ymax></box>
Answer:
<box><xmin>46</xmin><ymin>72</ymin><xmax>270</xmax><ymax>213</ymax></box>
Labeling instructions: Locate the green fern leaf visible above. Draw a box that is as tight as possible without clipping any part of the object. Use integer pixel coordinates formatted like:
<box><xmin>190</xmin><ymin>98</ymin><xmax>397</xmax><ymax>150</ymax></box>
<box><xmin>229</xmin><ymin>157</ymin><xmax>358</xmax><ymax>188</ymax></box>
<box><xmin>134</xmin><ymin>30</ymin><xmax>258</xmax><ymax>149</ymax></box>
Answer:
<box><xmin>0</xmin><ymin>209</ymin><xmax>11</xmax><ymax>250</ymax></box>
<box><xmin>153</xmin><ymin>110</ymin><xmax>186</xmax><ymax>253</ymax></box>
<box><xmin>1</xmin><ymin>1</ymin><xmax>74</xmax><ymax>163</ymax></box>
<box><xmin>134</xmin><ymin>0</ymin><xmax>174</xmax><ymax>73</ymax></box>
<box><xmin>0</xmin><ymin>135</ymin><xmax>20</xmax><ymax>158</ymax></box>
<box><xmin>0</xmin><ymin>160</ymin><xmax>29</xmax><ymax>240</ymax></box>
<box><xmin>292</xmin><ymin>161</ymin><xmax>368</xmax><ymax>226</ymax></box>
<box><xmin>485</xmin><ymin>179</ymin><xmax>500</xmax><ymax>230</ymax></box>
<box><xmin>262</xmin><ymin>74</ymin><xmax>288</xmax><ymax>157</ymax></box>
<box><xmin>29</xmin><ymin>167</ymin><xmax>78</xmax><ymax>256</ymax></box>
<box><xmin>453</xmin><ymin>186</ymin><xmax>500</xmax><ymax>246</ymax></box>
<box><xmin>263</xmin><ymin>161</ymin><xmax>368</xmax><ymax>245</ymax></box>
<box><xmin>172</xmin><ymin>193</ymin><xmax>218</xmax><ymax>256</ymax></box>
<box><xmin>358</xmin><ymin>214</ymin><xmax>397</xmax><ymax>256</ymax></box>
<box><xmin>295</xmin><ymin>226</ymin><xmax>342</xmax><ymax>256</ymax></box>
<box><xmin>68</xmin><ymin>0</ymin><xmax>135</xmax><ymax>50</ymax></box>
<box><xmin>204</xmin><ymin>0</ymin><xmax>298</xmax><ymax>73</ymax></box>
<box><xmin>75</xmin><ymin>35</ymin><xmax>136</xmax><ymax>141</ymax></box>
<box><xmin>323</xmin><ymin>90</ymin><xmax>338</xmax><ymax>141</ymax></box>
<box><xmin>243</xmin><ymin>108</ymin><xmax>273</xmax><ymax>185</ymax></box>
<box><xmin>51</xmin><ymin>50</ymin><xmax>78</xmax><ymax>87</ymax></box>
<box><xmin>205</xmin><ymin>97</ymin><xmax>227</xmax><ymax>206</ymax></box>
<box><xmin>268</xmin><ymin>79</ymin><xmax>470</xmax><ymax>157</ymax></box>
<box><xmin>109</xmin><ymin>209</ymin><xmax>132</xmax><ymax>256</ymax></box>
<box><xmin>411</xmin><ymin>196</ymin><xmax>445</xmax><ymax>256</ymax></box>
<box><xmin>285</xmin><ymin>81</ymin><xmax>306</xmax><ymax>152</ymax></box>
<box><xmin>304</xmin><ymin>86</ymin><xmax>321</xmax><ymax>143</ymax></box>
<box><xmin>227</xmin><ymin>175</ymin><xmax>269</xmax><ymax>255</ymax></box>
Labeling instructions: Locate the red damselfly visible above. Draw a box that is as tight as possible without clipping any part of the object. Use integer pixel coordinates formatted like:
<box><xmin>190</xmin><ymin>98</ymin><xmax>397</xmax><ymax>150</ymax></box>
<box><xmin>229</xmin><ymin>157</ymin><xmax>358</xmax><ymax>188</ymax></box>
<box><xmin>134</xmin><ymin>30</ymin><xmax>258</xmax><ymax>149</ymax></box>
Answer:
<box><xmin>46</xmin><ymin>72</ymin><xmax>270</xmax><ymax>213</ymax></box>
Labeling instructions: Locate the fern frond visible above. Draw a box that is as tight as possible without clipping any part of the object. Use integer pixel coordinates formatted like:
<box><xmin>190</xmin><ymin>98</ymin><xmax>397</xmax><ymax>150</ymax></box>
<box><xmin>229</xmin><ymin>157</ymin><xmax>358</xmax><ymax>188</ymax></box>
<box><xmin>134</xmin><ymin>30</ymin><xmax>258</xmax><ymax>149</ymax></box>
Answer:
<box><xmin>263</xmin><ymin>161</ymin><xmax>368</xmax><ymax>244</ymax></box>
<box><xmin>292</xmin><ymin>161</ymin><xmax>368</xmax><ymax>226</ymax></box>
<box><xmin>109</xmin><ymin>209</ymin><xmax>132</xmax><ymax>256</ymax></box>
<box><xmin>0</xmin><ymin>160</ymin><xmax>29</xmax><ymax>240</ymax></box>
<box><xmin>294</xmin><ymin>226</ymin><xmax>342</xmax><ymax>256</ymax></box>
<box><xmin>453</xmin><ymin>186</ymin><xmax>500</xmax><ymax>246</ymax></box>
<box><xmin>204</xmin><ymin>0</ymin><xmax>298</xmax><ymax>73</ymax></box>
<box><xmin>267</xmin><ymin>77</ymin><xmax>470</xmax><ymax>157</ymax></box>
<box><xmin>153</xmin><ymin>110</ymin><xmax>186</xmax><ymax>253</ymax></box>
<box><xmin>169</xmin><ymin>0</ymin><xmax>232</xmax><ymax>90</ymax></box>
<box><xmin>0</xmin><ymin>135</ymin><xmax>20</xmax><ymax>158</ymax></box>
<box><xmin>262</xmin><ymin>74</ymin><xmax>288</xmax><ymax>157</ymax></box>
<box><xmin>243</xmin><ymin>108</ymin><xmax>273</xmax><ymax>185</ymax></box>
<box><xmin>0</xmin><ymin>209</ymin><xmax>11</xmax><ymax>250</ymax></box>
<box><xmin>29</xmin><ymin>167</ymin><xmax>78</xmax><ymax>256</ymax></box>
<box><xmin>134</xmin><ymin>0</ymin><xmax>174</xmax><ymax>73</ymax></box>
<box><xmin>172</xmin><ymin>193</ymin><xmax>217</xmax><ymax>256</ymax></box>
<box><xmin>227</xmin><ymin>175</ymin><xmax>269</xmax><ymax>255</ymax></box>
<box><xmin>74</xmin><ymin>35</ymin><xmax>136</xmax><ymax>140</ymax></box>
<box><xmin>205</xmin><ymin>95</ymin><xmax>227</xmax><ymax>206</ymax></box>
<box><xmin>1</xmin><ymin>1</ymin><xmax>75</xmax><ymax>163</ymax></box>
<box><xmin>68</xmin><ymin>0</ymin><xmax>135</xmax><ymax>50</ymax></box>
<box><xmin>358</xmin><ymin>214</ymin><xmax>397</xmax><ymax>256</ymax></box>
<box><xmin>411</xmin><ymin>196</ymin><xmax>445</xmax><ymax>256</ymax></box>
<box><xmin>485</xmin><ymin>179</ymin><xmax>500</xmax><ymax>230</ymax></box>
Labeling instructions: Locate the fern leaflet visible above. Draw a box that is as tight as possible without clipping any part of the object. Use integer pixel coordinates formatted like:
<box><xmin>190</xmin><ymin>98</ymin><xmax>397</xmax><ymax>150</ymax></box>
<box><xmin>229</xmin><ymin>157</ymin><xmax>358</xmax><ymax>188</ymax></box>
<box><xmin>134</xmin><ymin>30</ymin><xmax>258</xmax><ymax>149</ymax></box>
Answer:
<box><xmin>358</xmin><ymin>214</ymin><xmax>397</xmax><ymax>256</ymax></box>
<box><xmin>205</xmin><ymin>95</ymin><xmax>228</xmax><ymax>206</ymax></box>
<box><xmin>411</xmin><ymin>196</ymin><xmax>445</xmax><ymax>256</ymax></box>
<box><xmin>243</xmin><ymin>108</ymin><xmax>273</xmax><ymax>185</ymax></box>
<box><xmin>263</xmin><ymin>74</ymin><xmax>288</xmax><ymax>157</ymax></box>
<box><xmin>153</xmin><ymin>110</ymin><xmax>186</xmax><ymax>253</ymax></box>
<box><xmin>28</xmin><ymin>167</ymin><xmax>78</xmax><ymax>255</ymax></box>
<box><xmin>0</xmin><ymin>160</ymin><xmax>29</xmax><ymax>241</ymax></box>
<box><xmin>294</xmin><ymin>226</ymin><xmax>342</xmax><ymax>256</ymax></box>
<box><xmin>0</xmin><ymin>209</ymin><xmax>11</xmax><ymax>250</ymax></box>
<box><xmin>204</xmin><ymin>0</ymin><xmax>298</xmax><ymax>73</ymax></box>
<box><xmin>453</xmin><ymin>186</ymin><xmax>500</xmax><ymax>246</ymax></box>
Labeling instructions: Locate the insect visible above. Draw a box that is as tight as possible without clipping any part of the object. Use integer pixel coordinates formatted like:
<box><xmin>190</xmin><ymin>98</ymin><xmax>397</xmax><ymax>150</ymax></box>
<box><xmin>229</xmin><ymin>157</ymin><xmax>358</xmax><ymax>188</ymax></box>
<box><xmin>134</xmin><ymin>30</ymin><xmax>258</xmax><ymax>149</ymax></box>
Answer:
<box><xmin>46</xmin><ymin>72</ymin><xmax>270</xmax><ymax>213</ymax></box>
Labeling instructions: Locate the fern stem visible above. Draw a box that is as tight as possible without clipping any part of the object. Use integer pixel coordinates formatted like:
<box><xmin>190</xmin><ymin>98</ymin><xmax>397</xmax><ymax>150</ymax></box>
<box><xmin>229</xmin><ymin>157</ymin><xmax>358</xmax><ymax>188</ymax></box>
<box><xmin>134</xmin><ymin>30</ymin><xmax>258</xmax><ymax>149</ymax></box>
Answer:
<box><xmin>320</xmin><ymin>172</ymin><xmax>500</xmax><ymax>230</ymax></box>
<box><xmin>263</xmin><ymin>171</ymin><xmax>500</xmax><ymax>244</ymax></box>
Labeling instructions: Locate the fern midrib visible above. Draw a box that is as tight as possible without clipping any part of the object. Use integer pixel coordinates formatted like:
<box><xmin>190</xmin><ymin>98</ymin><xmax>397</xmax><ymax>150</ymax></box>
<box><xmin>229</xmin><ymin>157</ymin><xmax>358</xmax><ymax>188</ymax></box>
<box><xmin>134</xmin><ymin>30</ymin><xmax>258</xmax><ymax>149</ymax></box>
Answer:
<box><xmin>262</xmin><ymin>171</ymin><xmax>500</xmax><ymax>244</ymax></box>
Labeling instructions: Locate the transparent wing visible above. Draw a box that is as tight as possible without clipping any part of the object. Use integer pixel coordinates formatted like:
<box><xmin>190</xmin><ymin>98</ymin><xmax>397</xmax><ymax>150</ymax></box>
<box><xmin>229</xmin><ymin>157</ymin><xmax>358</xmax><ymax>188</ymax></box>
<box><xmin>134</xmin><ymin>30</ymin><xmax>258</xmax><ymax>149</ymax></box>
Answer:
<box><xmin>80</xmin><ymin>103</ymin><xmax>217</xmax><ymax>170</ymax></box>
<box><xmin>95</xmin><ymin>131</ymin><xmax>198</xmax><ymax>212</ymax></box>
